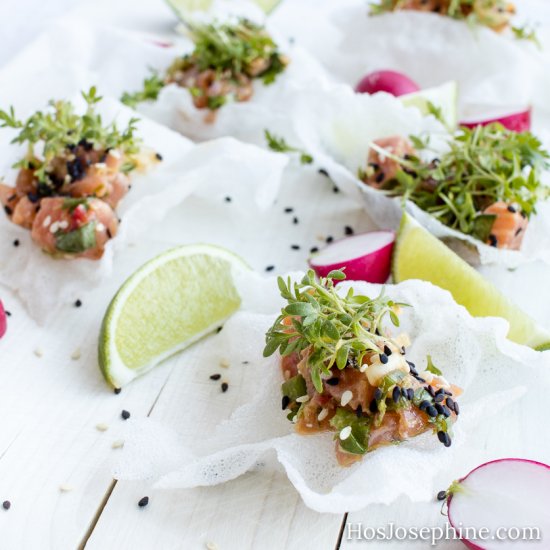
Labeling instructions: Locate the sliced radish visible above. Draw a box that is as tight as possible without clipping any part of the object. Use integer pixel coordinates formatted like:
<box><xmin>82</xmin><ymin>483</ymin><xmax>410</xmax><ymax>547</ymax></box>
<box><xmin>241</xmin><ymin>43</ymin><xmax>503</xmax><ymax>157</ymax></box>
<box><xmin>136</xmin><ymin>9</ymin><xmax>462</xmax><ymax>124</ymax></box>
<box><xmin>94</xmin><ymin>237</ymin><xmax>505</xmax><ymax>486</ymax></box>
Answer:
<box><xmin>446</xmin><ymin>458</ymin><xmax>550</xmax><ymax>550</ymax></box>
<box><xmin>309</xmin><ymin>232</ymin><xmax>394</xmax><ymax>284</ymax></box>
<box><xmin>460</xmin><ymin>108</ymin><xmax>532</xmax><ymax>133</ymax></box>
<box><xmin>355</xmin><ymin>70</ymin><xmax>420</xmax><ymax>97</ymax></box>
<box><xmin>0</xmin><ymin>300</ymin><xmax>7</xmax><ymax>339</ymax></box>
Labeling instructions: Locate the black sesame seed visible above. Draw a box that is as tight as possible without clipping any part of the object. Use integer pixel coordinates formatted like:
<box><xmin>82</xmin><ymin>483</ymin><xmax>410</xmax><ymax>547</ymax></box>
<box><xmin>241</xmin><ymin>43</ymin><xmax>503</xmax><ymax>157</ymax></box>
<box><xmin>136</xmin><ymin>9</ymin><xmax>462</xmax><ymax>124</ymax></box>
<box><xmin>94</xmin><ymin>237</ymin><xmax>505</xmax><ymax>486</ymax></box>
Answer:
<box><xmin>284</xmin><ymin>207</ymin><xmax>294</xmax><ymax>213</ymax></box>
<box><xmin>333</xmin><ymin>186</ymin><xmax>340</xmax><ymax>193</ymax></box>
<box><xmin>392</xmin><ymin>386</ymin><xmax>401</xmax><ymax>403</ymax></box>
<box><xmin>414</xmin><ymin>375</ymin><xmax>426</xmax><ymax>383</ymax></box>
<box><xmin>138</xmin><ymin>496</ymin><xmax>149</xmax><ymax>507</ymax></box>
<box><xmin>426</xmin><ymin>385</ymin><xmax>435</xmax><ymax>397</ymax></box>
<box><xmin>356</xmin><ymin>404</ymin><xmax>363</xmax><ymax>418</ymax></box>
<box><xmin>374</xmin><ymin>388</ymin><xmax>383</xmax><ymax>401</ymax></box>
<box><xmin>433</xmin><ymin>393</ymin><xmax>445</xmax><ymax>403</ymax></box>
<box><xmin>5</xmin><ymin>311</ymin><xmax>11</xmax><ymax>317</ymax></box>
<box><xmin>401</xmin><ymin>387</ymin><xmax>408</xmax><ymax>398</ymax></box>
<box><xmin>224</xmin><ymin>196</ymin><xmax>232</xmax><ymax>203</ymax></box>
<box><xmin>446</xmin><ymin>397</ymin><xmax>455</xmax><ymax>410</ymax></box>
<box><xmin>375</xmin><ymin>171</ymin><xmax>386</xmax><ymax>183</ymax></box>
<box><xmin>426</xmin><ymin>405</ymin><xmax>438</xmax><ymax>418</ymax></box>
<box><xmin>114</xmin><ymin>387</ymin><xmax>121</xmax><ymax>395</ymax></box>
<box><xmin>515</xmin><ymin>227</ymin><xmax>523</xmax><ymax>237</ymax></box>
<box><xmin>27</xmin><ymin>193</ymin><xmax>39</xmax><ymax>203</ymax></box>
<box><xmin>454</xmin><ymin>401</ymin><xmax>460</xmax><ymax>416</ymax></box>
<box><xmin>407</xmin><ymin>388</ymin><xmax>415</xmax><ymax>400</ymax></box>
<box><xmin>437</xmin><ymin>491</ymin><xmax>447</xmax><ymax>502</ymax></box>
<box><xmin>13</xmin><ymin>239</ymin><xmax>19</xmax><ymax>247</ymax></box>
<box><xmin>326</xmin><ymin>377</ymin><xmax>339</xmax><ymax>386</ymax></box>
<box><xmin>216</xmin><ymin>326</ymin><xmax>223</xmax><ymax>333</ymax></box>
<box><xmin>440</xmin><ymin>405</ymin><xmax>452</xmax><ymax>418</ymax></box>
<box><xmin>290</xmin><ymin>244</ymin><xmax>300</xmax><ymax>250</ymax></box>
<box><xmin>507</xmin><ymin>205</ymin><xmax>517</xmax><ymax>213</ymax></box>
<box><xmin>521</xmin><ymin>211</ymin><xmax>527</xmax><ymax>219</ymax></box>
<box><xmin>242</xmin><ymin>361</ymin><xmax>249</xmax><ymax>365</ymax></box>
<box><xmin>221</xmin><ymin>382</ymin><xmax>229</xmax><ymax>393</ymax></box>
<box><xmin>2</xmin><ymin>500</ymin><xmax>10</xmax><ymax>510</ymax></box>
<box><xmin>437</xmin><ymin>431</ymin><xmax>452</xmax><ymax>447</ymax></box>
<box><xmin>344</xmin><ymin>226</ymin><xmax>354</xmax><ymax>236</ymax></box>
<box><xmin>407</xmin><ymin>361</ymin><xmax>417</xmax><ymax>375</ymax></box>
<box><xmin>210</xmin><ymin>374</ymin><xmax>221</xmax><ymax>380</ymax></box>
<box><xmin>326</xmin><ymin>236</ymin><xmax>334</xmax><ymax>244</ymax></box>
<box><xmin>310</xmin><ymin>246</ymin><xmax>319</xmax><ymax>254</ymax></box>
<box><xmin>121</xmin><ymin>410</ymin><xmax>131</xmax><ymax>420</ymax></box>
<box><xmin>318</xmin><ymin>168</ymin><xmax>329</xmax><ymax>177</ymax></box>
<box><xmin>282</xmin><ymin>395</ymin><xmax>290</xmax><ymax>410</ymax></box>
<box><xmin>265</xmin><ymin>265</ymin><xmax>275</xmax><ymax>272</ymax></box>
<box><xmin>435</xmin><ymin>388</ymin><xmax>446</xmax><ymax>395</ymax></box>
<box><xmin>379</xmin><ymin>353</ymin><xmax>388</xmax><ymax>364</ymax></box>
<box><xmin>74</xmin><ymin>300</ymin><xmax>82</xmax><ymax>308</ymax></box>
<box><xmin>488</xmin><ymin>234</ymin><xmax>498</xmax><ymax>247</ymax></box>
<box><xmin>383</xmin><ymin>345</ymin><xmax>392</xmax><ymax>356</ymax></box>
<box><xmin>292</xmin><ymin>216</ymin><xmax>299</xmax><ymax>225</ymax></box>
<box><xmin>419</xmin><ymin>400</ymin><xmax>430</xmax><ymax>411</ymax></box>
<box><xmin>434</xmin><ymin>403</ymin><xmax>445</xmax><ymax>415</ymax></box>
<box><xmin>155</xmin><ymin>152</ymin><xmax>163</xmax><ymax>161</ymax></box>
<box><xmin>401</xmin><ymin>346</ymin><xmax>406</xmax><ymax>355</ymax></box>
<box><xmin>369</xmin><ymin>398</ymin><xmax>378</xmax><ymax>413</ymax></box>
<box><xmin>4</xmin><ymin>206</ymin><xmax>12</xmax><ymax>215</ymax></box>
<box><xmin>106</xmin><ymin>229</ymin><xmax>113</xmax><ymax>239</ymax></box>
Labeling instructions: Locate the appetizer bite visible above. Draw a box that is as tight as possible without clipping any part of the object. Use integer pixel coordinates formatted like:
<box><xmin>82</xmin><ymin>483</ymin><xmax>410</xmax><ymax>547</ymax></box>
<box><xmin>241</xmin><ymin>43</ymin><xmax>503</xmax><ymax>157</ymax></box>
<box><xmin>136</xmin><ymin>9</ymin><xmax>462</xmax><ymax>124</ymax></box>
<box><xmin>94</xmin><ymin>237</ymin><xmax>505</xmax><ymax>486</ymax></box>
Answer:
<box><xmin>370</xmin><ymin>0</ymin><xmax>516</xmax><ymax>33</ymax></box>
<box><xmin>0</xmin><ymin>87</ymin><xmax>157</xmax><ymax>259</ymax></box>
<box><xmin>360</xmin><ymin>124</ymin><xmax>550</xmax><ymax>250</ymax></box>
<box><xmin>122</xmin><ymin>19</ymin><xmax>289</xmax><ymax>114</ymax></box>
<box><xmin>264</xmin><ymin>270</ymin><xmax>460</xmax><ymax>467</ymax></box>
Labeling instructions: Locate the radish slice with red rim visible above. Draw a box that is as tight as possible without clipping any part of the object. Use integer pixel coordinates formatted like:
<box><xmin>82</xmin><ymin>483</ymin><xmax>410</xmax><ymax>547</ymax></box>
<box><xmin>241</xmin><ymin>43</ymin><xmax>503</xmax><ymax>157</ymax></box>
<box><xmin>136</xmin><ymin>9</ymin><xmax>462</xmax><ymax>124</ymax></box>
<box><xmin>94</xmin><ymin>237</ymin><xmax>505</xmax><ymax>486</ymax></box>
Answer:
<box><xmin>445</xmin><ymin>458</ymin><xmax>550</xmax><ymax>549</ymax></box>
<box><xmin>0</xmin><ymin>300</ymin><xmax>7</xmax><ymax>339</ymax></box>
<box><xmin>309</xmin><ymin>231</ymin><xmax>394</xmax><ymax>284</ymax></box>
<box><xmin>460</xmin><ymin>108</ymin><xmax>532</xmax><ymax>133</ymax></box>
<box><xmin>355</xmin><ymin>70</ymin><xmax>420</xmax><ymax>97</ymax></box>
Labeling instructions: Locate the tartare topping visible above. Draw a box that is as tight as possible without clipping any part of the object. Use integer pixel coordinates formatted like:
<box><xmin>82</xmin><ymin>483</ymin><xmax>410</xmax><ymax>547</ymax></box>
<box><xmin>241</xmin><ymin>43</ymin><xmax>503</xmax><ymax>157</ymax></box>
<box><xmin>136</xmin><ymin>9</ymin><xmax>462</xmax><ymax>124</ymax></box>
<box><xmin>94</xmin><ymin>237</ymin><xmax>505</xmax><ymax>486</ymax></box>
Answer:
<box><xmin>265</xmin><ymin>270</ymin><xmax>461</xmax><ymax>465</ymax></box>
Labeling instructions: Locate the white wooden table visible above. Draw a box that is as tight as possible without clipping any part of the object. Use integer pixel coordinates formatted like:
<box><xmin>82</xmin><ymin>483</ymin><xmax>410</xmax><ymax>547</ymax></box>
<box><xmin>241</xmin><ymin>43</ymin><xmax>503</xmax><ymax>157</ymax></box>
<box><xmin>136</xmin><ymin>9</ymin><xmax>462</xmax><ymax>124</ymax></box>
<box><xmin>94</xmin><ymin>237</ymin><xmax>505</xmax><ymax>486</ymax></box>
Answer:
<box><xmin>1</xmin><ymin>2</ymin><xmax>550</xmax><ymax>549</ymax></box>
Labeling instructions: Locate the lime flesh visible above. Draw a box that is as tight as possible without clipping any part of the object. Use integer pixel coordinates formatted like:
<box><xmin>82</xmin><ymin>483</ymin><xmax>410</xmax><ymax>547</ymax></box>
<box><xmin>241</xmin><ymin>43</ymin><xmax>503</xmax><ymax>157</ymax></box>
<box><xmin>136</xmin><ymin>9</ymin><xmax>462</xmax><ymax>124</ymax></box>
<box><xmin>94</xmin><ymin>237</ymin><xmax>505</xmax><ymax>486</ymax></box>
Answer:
<box><xmin>392</xmin><ymin>214</ymin><xmax>550</xmax><ymax>349</ymax></box>
<box><xmin>99</xmin><ymin>244</ymin><xmax>249</xmax><ymax>388</ymax></box>
<box><xmin>165</xmin><ymin>0</ymin><xmax>281</xmax><ymax>18</ymax></box>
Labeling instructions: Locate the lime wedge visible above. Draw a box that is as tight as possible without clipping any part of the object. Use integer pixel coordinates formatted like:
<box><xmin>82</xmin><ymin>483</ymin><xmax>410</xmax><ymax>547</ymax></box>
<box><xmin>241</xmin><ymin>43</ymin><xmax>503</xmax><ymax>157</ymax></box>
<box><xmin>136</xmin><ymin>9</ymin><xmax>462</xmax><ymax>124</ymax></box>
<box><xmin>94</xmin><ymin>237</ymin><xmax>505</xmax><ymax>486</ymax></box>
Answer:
<box><xmin>401</xmin><ymin>81</ymin><xmax>459</xmax><ymax>130</ymax></box>
<box><xmin>392</xmin><ymin>214</ymin><xmax>550</xmax><ymax>349</ymax></box>
<box><xmin>165</xmin><ymin>0</ymin><xmax>281</xmax><ymax>18</ymax></box>
<box><xmin>99</xmin><ymin>244</ymin><xmax>249</xmax><ymax>388</ymax></box>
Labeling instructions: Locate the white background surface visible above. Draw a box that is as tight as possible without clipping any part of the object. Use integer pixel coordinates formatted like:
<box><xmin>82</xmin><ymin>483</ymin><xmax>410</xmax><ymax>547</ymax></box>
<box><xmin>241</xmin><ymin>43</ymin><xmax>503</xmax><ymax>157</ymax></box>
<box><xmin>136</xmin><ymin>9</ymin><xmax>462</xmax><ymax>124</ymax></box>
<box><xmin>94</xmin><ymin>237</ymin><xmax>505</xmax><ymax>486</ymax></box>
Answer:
<box><xmin>1</xmin><ymin>1</ymin><xmax>550</xmax><ymax>550</ymax></box>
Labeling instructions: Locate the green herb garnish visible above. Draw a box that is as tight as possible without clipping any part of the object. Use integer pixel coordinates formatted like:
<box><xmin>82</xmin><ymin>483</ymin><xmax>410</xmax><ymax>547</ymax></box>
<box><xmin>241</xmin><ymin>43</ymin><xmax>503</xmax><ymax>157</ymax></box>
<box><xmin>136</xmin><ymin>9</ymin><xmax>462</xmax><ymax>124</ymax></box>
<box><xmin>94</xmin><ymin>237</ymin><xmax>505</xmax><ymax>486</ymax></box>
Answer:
<box><xmin>0</xmin><ymin>87</ymin><xmax>141</xmax><ymax>188</ymax></box>
<box><xmin>264</xmin><ymin>130</ymin><xmax>313</xmax><ymax>165</ymax></box>
<box><xmin>330</xmin><ymin>408</ymin><xmax>372</xmax><ymax>455</ymax></box>
<box><xmin>121</xmin><ymin>73</ymin><xmax>166</xmax><ymax>109</ymax></box>
<box><xmin>55</xmin><ymin>222</ymin><xmax>97</xmax><ymax>254</ymax></box>
<box><xmin>373</xmin><ymin>123</ymin><xmax>550</xmax><ymax>240</ymax></box>
<box><xmin>264</xmin><ymin>270</ymin><xmax>405</xmax><ymax>393</ymax></box>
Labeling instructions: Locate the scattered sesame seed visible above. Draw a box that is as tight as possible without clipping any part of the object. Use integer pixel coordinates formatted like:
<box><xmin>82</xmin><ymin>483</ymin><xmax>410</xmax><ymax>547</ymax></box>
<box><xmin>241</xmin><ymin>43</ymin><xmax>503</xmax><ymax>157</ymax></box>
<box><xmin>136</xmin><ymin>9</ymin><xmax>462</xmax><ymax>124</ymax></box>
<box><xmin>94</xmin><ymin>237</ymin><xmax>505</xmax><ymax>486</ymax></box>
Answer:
<box><xmin>58</xmin><ymin>220</ymin><xmax>69</xmax><ymax>230</ymax></box>
<box><xmin>221</xmin><ymin>382</ymin><xmax>229</xmax><ymax>393</ymax></box>
<box><xmin>265</xmin><ymin>265</ymin><xmax>275</xmax><ymax>272</ymax></box>
<box><xmin>507</xmin><ymin>205</ymin><xmax>517</xmax><ymax>213</ymax></box>
<box><xmin>138</xmin><ymin>496</ymin><xmax>149</xmax><ymax>507</ymax></box>
<box><xmin>341</xmin><ymin>390</ymin><xmax>353</xmax><ymax>407</ymax></box>
<box><xmin>379</xmin><ymin>353</ymin><xmax>388</xmax><ymax>364</ymax></box>
<box><xmin>426</xmin><ymin>406</ymin><xmax>438</xmax><ymax>418</ymax></box>
<box><xmin>383</xmin><ymin>345</ymin><xmax>392</xmax><ymax>356</ymax></box>
<box><xmin>42</xmin><ymin>215</ymin><xmax>52</xmax><ymax>228</ymax></box>
<box><xmin>284</xmin><ymin>207</ymin><xmax>294</xmax><ymax>213</ymax></box>
<box><xmin>515</xmin><ymin>227</ymin><xmax>523</xmax><ymax>237</ymax></box>
<box><xmin>121</xmin><ymin>410</ymin><xmax>131</xmax><ymax>420</ymax></box>
<box><xmin>317</xmin><ymin>408</ymin><xmax>329</xmax><ymax>421</ymax></box>
<box><xmin>296</xmin><ymin>395</ymin><xmax>310</xmax><ymax>403</ymax></box>
<box><xmin>71</xmin><ymin>349</ymin><xmax>81</xmax><ymax>361</ymax></box>
<box><xmin>114</xmin><ymin>387</ymin><xmax>122</xmax><ymax>395</ymax></box>
<box><xmin>292</xmin><ymin>216</ymin><xmax>299</xmax><ymax>225</ymax></box>
<box><xmin>446</xmin><ymin>397</ymin><xmax>455</xmax><ymax>410</ymax></box>
<box><xmin>74</xmin><ymin>299</ymin><xmax>82</xmax><ymax>308</ymax></box>
<box><xmin>419</xmin><ymin>400</ymin><xmax>431</xmax><ymax>411</ymax></box>
<box><xmin>454</xmin><ymin>401</ymin><xmax>460</xmax><ymax>415</ymax></box>
<box><xmin>406</xmin><ymin>388</ymin><xmax>414</xmax><ymax>400</ymax></box>
<box><xmin>242</xmin><ymin>360</ymin><xmax>249</xmax><ymax>365</ymax></box>
<box><xmin>49</xmin><ymin>221</ymin><xmax>60</xmax><ymax>234</ymax></box>
<box><xmin>2</xmin><ymin>500</ymin><xmax>10</xmax><ymax>510</ymax></box>
<box><xmin>356</xmin><ymin>404</ymin><xmax>363</xmax><ymax>418</ymax></box>
<box><xmin>206</xmin><ymin>542</ymin><xmax>219</xmax><ymax>550</ymax></box>
<box><xmin>369</xmin><ymin>398</ymin><xmax>378</xmax><ymax>413</ymax></box>
<box><xmin>374</xmin><ymin>388</ymin><xmax>383</xmax><ymax>401</ymax></box>
<box><xmin>433</xmin><ymin>393</ymin><xmax>445</xmax><ymax>403</ymax></box>
<box><xmin>216</xmin><ymin>326</ymin><xmax>223</xmax><ymax>333</ymax></box>
<box><xmin>437</xmin><ymin>431</ymin><xmax>452</xmax><ymax>447</ymax></box>
<box><xmin>310</xmin><ymin>246</ymin><xmax>319</xmax><ymax>254</ymax></box>
<box><xmin>210</xmin><ymin>374</ymin><xmax>221</xmax><ymax>381</ymax></box>
<box><xmin>34</xmin><ymin>348</ymin><xmax>43</xmax><ymax>358</ymax></box>
<box><xmin>59</xmin><ymin>484</ymin><xmax>73</xmax><ymax>493</ymax></box>
<box><xmin>112</xmin><ymin>440</ymin><xmax>125</xmax><ymax>449</ymax></box>
<box><xmin>437</xmin><ymin>490</ymin><xmax>447</xmax><ymax>501</ymax></box>
<box><xmin>219</xmin><ymin>359</ymin><xmax>230</xmax><ymax>369</ymax></box>
<box><xmin>282</xmin><ymin>395</ymin><xmax>290</xmax><ymax>410</ymax></box>
<box><xmin>318</xmin><ymin>168</ymin><xmax>329</xmax><ymax>177</ymax></box>
<box><xmin>96</xmin><ymin>223</ymin><xmax>106</xmax><ymax>232</ymax></box>
<box><xmin>339</xmin><ymin>426</ymin><xmax>352</xmax><ymax>440</ymax></box>
<box><xmin>96</xmin><ymin>423</ymin><xmax>109</xmax><ymax>432</ymax></box>
<box><xmin>333</xmin><ymin>186</ymin><xmax>340</xmax><ymax>193</ymax></box>
<box><xmin>224</xmin><ymin>196</ymin><xmax>232</xmax><ymax>203</ymax></box>
<box><xmin>392</xmin><ymin>386</ymin><xmax>401</xmax><ymax>403</ymax></box>
<box><xmin>326</xmin><ymin>236</ymin><xmax>334</xmax><ymax>244</ymax></box>
<box><xmin>326</xmin><ymin>377</ymin><xmax>339</xmax><ymax>386</ymax></box>
<box><xmin>427</xmin><ymin>385</ymin><xmax>435</xmax><ymax>397</ymax></box>
<box><xmin>344</xmin><ymin>226</ymin><xmax>354</xmax><ymax>236</ymax></box>
<box><xmin>5</xmin><ymin>311</ymin><xmax>11</xmax><ymax>317</ymax></box>
<box><xmin>13</xmin><ymin>239</ymin><xmax>19</xmax><ymax>247</ymax></box>
<box><xmin>488</xmin><ymin>234</ymin><xmax>498</xmax><ymax>247</ymax></box>
<box><xmin>375</xmin><ymin>171</ymin><xmax>386</xmax><ymax>183</ymax></box>
<box><xmin>155</xmin><ymin>152</ymin><xmax>163</xmax><ymax>161</ymax></box>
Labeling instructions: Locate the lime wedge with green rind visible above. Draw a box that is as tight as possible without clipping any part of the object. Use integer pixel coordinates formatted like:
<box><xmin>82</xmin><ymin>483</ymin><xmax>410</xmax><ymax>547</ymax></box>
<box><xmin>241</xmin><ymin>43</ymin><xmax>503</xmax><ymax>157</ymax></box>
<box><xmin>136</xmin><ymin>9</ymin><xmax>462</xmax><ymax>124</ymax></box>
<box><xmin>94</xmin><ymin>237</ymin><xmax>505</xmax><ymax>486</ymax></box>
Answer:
<box><xmin>99</xmin><ymin>244</ymin><xmax>249</xmax><ymax>388</ymax></box>
<box><xmin>392</xmin><ymin>214</ymin><xmax>550</xmax><ymax>349</ymax></box>
<box><xmin>165</xmin><ymin>0</ymin><xmax>281</xmax><ymax>18</ymax></box>
<box><xmin>401</xmin><ymin>81</ymin><xmax>459</xmax><ymax>130</ymax></box>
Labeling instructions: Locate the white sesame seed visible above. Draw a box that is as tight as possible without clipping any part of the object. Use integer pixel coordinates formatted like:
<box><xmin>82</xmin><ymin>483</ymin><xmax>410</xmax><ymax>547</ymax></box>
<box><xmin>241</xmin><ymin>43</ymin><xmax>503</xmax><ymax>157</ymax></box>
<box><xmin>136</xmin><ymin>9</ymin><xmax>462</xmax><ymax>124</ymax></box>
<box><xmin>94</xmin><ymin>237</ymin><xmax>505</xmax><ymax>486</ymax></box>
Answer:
<box><xmin>341</xmin><ymin>390</ymin><xmax>353</xmax><ymax>407</ymax></box>
<box><xmin>96</xmin><ymin>423</ymin><xmax>109</xmax><ymax>432</ymax></box>
<box><xmin>360</xmin><ymin>363</ymin><xmax>369</xmax><ymax>373</ymax></box>
<box><xmin>205</xmin><ymin>543</ymin><xmax>219</xmax><ymax>550</ymax></box>
<box><xmin>291</xmin><ymin>415</ymin><xmax>298</xmax><ymax>424</ymax></box>
<box><xmin>96</xmin><ymin>223</ymin><xmax>106</xmax><ymax>232</ymax></box>
<box><xmin>219</xmin><ymin>359</ymin><xmax>230</xmax><ymax>369</ymax></box>
<box><xmin>71</xmin><ymin>349</ymin><xmax>81</xmax><ymax>361</ymax></box>
<box><xmin>58</xmin><ymin>220</ymin><xmax>69</xmax><ymax>230</ymax></box>
<box><xmin>109</xmin><ymin>149</ymin><xmax>122</xmax><ymax>159</ymax></box>
<box><xmin>339</xmin><ymin>426</ymin><xmax>352</xmax><ymax>440</ymax></box>
<box><xmin>112</xmin><ymin>440</ymin><xmax>125</xmax><ymax>449</ymax></box>
<box><xmin>306</xmin><ymin>423</ymin><xmax>313</xmax><ymax>428</ymax></box>
<box><xmin>94</xmin><ymin>162</ymin><xmax>107</xmax><ymax>170</ymax></box>
<box><xmin>34</xmin><ymin>348</ymin><xmax>43</xmax><ymax>358</ymax></box>
<box><xmin>42</xmin><ymin>215</ymin><xmax>52</xmax><ymax>228</ymax></box>
<box><xmin>49</xmin><ymin>221</ymin><xmax>60</xmax><ymax>234</ymax></box>
<box><xmin>317</xmin><ymin>408</ymin><xmax>329</xmax><ymax>421</ymax></box>
<box><xmin>296</xmin><ymin>395</ymin><xmax>310</xmax><ymax>403</ymax></box>
<box><xmin>59</xmin><ymin>484</ymin><xmax>73</xmax><ymax>493</ymax></box>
